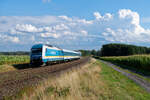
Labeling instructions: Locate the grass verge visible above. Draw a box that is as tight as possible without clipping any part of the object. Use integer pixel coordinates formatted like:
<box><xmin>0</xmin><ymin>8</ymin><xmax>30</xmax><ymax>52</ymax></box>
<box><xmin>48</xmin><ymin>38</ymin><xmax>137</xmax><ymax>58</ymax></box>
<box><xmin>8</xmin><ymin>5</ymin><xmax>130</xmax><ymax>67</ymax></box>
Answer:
<box><xmin>100</xmin><ymin>55</ymin><xmax>150</xmax><ymax>82</ymax></box>
<box><xmin>102</xmin><ymin>60</ymin><xmax>150</xmax><ymax>83</ymax></box>
<box><xmin>7</xmin><ymin>59</ymin><xmax>150</xmax><ymax>100</ymax></box>
<box><xmin>98</xmin><ymin>60</ymin><xmax>150</xmax><ymax>100</ymax></box>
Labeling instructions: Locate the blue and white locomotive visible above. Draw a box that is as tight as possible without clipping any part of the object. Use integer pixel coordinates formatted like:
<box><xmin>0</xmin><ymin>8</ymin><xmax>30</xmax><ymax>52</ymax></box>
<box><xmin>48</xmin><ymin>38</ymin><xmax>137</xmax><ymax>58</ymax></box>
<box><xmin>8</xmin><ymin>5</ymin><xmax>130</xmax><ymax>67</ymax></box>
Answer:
<box><xmin>30</xmin><ymin>44</ymin><xmax>81</xmax><ymax>65</ymax></box>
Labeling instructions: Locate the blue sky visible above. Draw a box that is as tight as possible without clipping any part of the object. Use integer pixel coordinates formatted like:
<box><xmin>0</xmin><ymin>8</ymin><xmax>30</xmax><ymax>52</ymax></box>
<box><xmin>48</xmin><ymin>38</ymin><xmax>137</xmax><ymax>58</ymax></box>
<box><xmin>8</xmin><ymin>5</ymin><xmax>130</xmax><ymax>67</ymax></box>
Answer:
<box><xmin>0</xmin><ymin>0</ymin><xmax>150</xmax><ymax>51</ymax></box>
<box><xmin>1</xmin><ymin>0</ymin><xmax>150</xmax><ymax>19</ymax></box>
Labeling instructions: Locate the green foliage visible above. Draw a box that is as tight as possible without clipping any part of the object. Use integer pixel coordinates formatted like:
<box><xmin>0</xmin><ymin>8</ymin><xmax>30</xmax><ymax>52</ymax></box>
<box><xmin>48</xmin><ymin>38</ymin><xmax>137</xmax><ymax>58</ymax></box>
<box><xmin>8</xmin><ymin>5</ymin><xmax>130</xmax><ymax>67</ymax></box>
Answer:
<box><xmin>91</xmin><ymin>50</ymin><xmax>97</xmax><ymax>55</ymax></box>
<box><xmin>79</xmin><ymin>50</ymin><xmax>92</xmax><ymax>56</ymax></box>
<box><xmin>45</xmin><ymin>86</ymin><xmax>55</xmax><ymax>94</ymax></box>
<box><xmin>0</xmin><ymin>55</ymin><xmax>30</xmax><ymax>65</ymax></box>
<box><xmin>100</xmin><ymin>55</ymin><xmax>150</xmax><ymax>71</ymax></box>
<box><xmin>79</xmin><ymin>49</ymin><xmax>101</xmax><ymax>56</ymax></box>
<box><xmin>56</xmin><ymin>87</ymin><xmax>70</xmax><ymax>97</ymax></box>
<box><xmin>45</xmin><ymin>86</ymin><xmax>70</xmax><ymax>97</ymax></box>
<box><xmin>101</xmin><ymin>43</ymin><xmax>150</xmax><ymax>56</ymax></box>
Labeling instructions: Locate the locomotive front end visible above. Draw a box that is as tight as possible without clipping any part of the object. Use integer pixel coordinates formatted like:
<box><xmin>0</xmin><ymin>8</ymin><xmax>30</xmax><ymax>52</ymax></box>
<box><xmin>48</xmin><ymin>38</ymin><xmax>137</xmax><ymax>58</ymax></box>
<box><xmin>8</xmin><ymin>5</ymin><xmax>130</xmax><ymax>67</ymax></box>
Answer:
<box><xmin>30</xmin><ymin>44</ymin><xmax>43</xmax><ymax>65</ymax></box>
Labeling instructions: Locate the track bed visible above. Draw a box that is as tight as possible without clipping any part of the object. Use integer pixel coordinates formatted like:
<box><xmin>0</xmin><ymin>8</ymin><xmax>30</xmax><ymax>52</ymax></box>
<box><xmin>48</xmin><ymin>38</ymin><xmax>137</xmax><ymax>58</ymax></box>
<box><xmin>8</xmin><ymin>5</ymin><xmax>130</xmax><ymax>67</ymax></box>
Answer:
<box><xmin>0</xmin><ymin>57</ymin><xmax>90</xmax><ymax>100</ymax></box>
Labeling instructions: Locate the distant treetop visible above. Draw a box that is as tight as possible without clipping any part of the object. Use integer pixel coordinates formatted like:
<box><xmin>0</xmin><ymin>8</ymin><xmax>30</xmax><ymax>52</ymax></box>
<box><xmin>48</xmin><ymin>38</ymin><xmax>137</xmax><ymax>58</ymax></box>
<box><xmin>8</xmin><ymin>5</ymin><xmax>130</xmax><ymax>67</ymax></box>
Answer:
<box><xmin>101</xmin><ymin>43</ymin><xmax>150</xmax><ymax>56</ymax></box>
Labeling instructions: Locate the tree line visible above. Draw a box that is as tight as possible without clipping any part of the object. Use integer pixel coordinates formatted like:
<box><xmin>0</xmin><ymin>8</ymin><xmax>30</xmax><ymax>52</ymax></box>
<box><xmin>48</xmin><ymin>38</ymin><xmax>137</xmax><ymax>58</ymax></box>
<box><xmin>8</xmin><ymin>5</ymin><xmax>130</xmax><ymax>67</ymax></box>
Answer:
<box><xmin>79</xmin><ymin>43</ymin><xmax>150</xmax><ymax>57</ymax></box>
<box><xmin>79</xmin><ymin>50</ymin><xmax>101</xmax><ymax>56</ymax></box>
<box><xmin>0</xmin><ymin>51</ymin><xmax>30</xmax><ymax>55</ymax></box>
<box><xmin>100</xmin><ymin>43</ymin><xmax>150</xmax><ymax>56</ymax></box>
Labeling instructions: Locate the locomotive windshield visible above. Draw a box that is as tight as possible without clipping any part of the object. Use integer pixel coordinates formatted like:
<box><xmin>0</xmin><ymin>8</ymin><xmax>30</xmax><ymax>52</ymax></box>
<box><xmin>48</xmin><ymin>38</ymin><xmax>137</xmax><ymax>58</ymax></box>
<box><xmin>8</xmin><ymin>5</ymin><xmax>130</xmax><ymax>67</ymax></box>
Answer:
<box><xmin>31</xmin><ymin>48</ymin><xmax>42</xmax><ymax>55</ymax></box>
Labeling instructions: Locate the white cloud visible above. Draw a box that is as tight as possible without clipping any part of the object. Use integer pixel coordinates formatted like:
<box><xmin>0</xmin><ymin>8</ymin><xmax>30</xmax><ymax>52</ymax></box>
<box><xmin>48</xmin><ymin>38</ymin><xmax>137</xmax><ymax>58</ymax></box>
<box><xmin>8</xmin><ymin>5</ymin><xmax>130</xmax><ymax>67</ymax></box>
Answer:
<box><xmin>103</xmin><ymin>13</ymin><xmax>113</xmax><ymax>20</ymax></box>
<box><xmin>0</xmin><ymin>34</ymin><xmax>20</xmax><ymax>43</ymax></box>
<box><xmin>118</xmin><ymin>9</ymin><xmax>139</xmax><ymax>25</ymax></box>
<box><xmin>92</xmin><ymin>9</ymin><xmax>150</xmax><ymax>43</ymax></box>
<box><xmin>41</xmin><ymin>32</ymin><xmax>60</xmax><ymax>38</ymax></box>
<box><xmin>59</xmin><ymin>16</ymin><xmax>72</xmax><ymax>21</ymax></box>
<box><xmin>77</xmin><ymin>19</ymin><xmax>93</xmax><ymax>24</ymax></box>
<box><xmin>0</xmin><ymin>9</ymin><xmax>150</xmax><ymax>50</ymax></box>
<box><xmin>15</xmin><ymin>24</ymin><xmax>43</xmax><ymax>32</ymax></box>
<box><xmin>12</xmin><ymin>37</ymin><xmax>20</xmax><ymax>43</ymax></box>
<box><xmin>94</xmin><ymin>12</ymin><xmax>113</xmax><ymax>21</ymax></box>
<box><xmin>94</xmin><ymin>12</ymin><xmax>102</xmax><ymax>20</ymax></box>
<box><xmin>9</xmin><ymin>29</ymin><xmax>23</xmax><ymax>35</ymax></box>
<box><xmin>43</xmin><ymin>27</ymin><xmax>52</xmax><ymax>32</ymax></box>
<box><xmin>80</xmin><ymin>30</ymin><xmax>88</xmax><ymax>36</ymax></box>
<box><xmin>53</xmin><ymin>24</ymin><xmax>69</xmax><ymax>30</ymax></box>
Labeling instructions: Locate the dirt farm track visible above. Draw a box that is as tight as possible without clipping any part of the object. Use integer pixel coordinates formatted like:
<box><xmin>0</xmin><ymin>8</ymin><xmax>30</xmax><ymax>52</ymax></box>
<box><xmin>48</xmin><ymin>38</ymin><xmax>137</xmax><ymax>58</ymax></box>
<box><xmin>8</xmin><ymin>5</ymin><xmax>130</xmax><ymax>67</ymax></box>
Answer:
<box><xmin>0</xmin><ymin>57</ymin><xmax>90</xmax><ymax>100</ymax></box>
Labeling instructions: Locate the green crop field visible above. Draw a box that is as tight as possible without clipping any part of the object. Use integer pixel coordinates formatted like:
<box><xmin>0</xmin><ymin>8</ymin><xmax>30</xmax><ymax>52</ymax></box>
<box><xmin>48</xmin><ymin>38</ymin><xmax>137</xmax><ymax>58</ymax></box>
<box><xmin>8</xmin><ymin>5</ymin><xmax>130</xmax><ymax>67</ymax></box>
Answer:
<box><xmin>0</xmin><ymin>55</ymin><xmax>30</xmax><ymax>65</ymax></box>
<box><xmin>100</xmin><ymin>55</ymin><xmax>150</xmax><ymax>71</ymax></box>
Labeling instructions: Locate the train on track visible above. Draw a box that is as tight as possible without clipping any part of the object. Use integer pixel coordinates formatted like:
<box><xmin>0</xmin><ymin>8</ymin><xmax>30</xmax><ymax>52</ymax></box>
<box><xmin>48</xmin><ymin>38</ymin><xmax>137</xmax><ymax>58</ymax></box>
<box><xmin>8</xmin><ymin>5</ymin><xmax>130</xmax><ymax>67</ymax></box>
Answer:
<box><xmin>30</xmin><ymin>44</ymin><xmax>81</xmax><ymax>65</ymax></box>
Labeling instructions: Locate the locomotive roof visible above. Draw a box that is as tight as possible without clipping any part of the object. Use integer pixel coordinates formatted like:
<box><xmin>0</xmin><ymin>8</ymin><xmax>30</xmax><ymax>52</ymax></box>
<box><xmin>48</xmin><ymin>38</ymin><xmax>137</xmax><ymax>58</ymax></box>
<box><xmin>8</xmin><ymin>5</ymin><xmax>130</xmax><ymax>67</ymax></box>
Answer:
<box><xmin>31</xmin><ymin>44</ymin><xmax>43</xmax><ymax>49</ymax></box>
<box><xmin>31</xmin><ymin>44</ymin><xmax>53</xmax><ymax>49</ymax></box>
<box><xmin>31</xmin><ymin>44</ymin><xmax>81</xmax><ymax>54</ymax></box>
<box><xmin>45</xmin><ymin>44</ymin><xmax>53</xmax><ymax>47</ymax></box>
<box><xmin>62</xmin><ymin>49</ymin><xmax>80</xmax><ymax>54</ymax></box>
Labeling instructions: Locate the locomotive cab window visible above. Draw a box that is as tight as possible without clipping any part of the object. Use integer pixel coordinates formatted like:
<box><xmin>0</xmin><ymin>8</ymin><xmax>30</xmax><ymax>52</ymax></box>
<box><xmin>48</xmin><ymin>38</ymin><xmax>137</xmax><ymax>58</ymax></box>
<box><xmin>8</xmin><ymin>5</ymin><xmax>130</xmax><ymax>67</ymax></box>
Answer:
<box><xmin>31</xmin><ymin>48</ymin><xmax>42</xmax><ymax>54</ymax></box>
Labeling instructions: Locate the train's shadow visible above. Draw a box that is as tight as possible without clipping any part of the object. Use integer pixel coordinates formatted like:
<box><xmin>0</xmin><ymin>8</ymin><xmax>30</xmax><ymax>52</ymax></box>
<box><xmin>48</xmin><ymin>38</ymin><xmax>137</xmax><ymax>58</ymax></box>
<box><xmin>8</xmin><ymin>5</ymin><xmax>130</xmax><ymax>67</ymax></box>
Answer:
<box><xmin>12</xmin><ymin>62</ymin><xmax>64</xmax><ymax>70</ymax></box>
<box><xmin>12</xmin><ymin>59</ymin><xmax>78</xmax><ymax>70</ymax></box>
<box><xmin>12</xmin><ymin>63</ymin><xmax>41</xmax><ymax>69</ymax></box>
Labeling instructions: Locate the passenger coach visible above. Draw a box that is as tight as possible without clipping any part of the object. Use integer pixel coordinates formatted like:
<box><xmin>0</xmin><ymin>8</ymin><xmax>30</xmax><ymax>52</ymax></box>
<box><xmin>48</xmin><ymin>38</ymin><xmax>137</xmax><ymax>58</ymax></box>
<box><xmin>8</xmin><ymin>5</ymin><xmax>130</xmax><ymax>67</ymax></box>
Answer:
<box><xmin>30</xmin><ymin>44</ymin><xmax>81</xmax><ymax>65</ymax></box>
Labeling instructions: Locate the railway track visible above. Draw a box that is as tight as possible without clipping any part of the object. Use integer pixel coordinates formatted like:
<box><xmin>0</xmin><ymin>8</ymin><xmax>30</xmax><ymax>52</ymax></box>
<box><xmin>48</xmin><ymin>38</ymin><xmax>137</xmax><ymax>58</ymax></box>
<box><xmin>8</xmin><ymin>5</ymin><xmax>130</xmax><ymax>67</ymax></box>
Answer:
<box><xmin>0</xmin><ymin>57</ymin><xmax>90</xmax><ymax>100</ymax></box>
